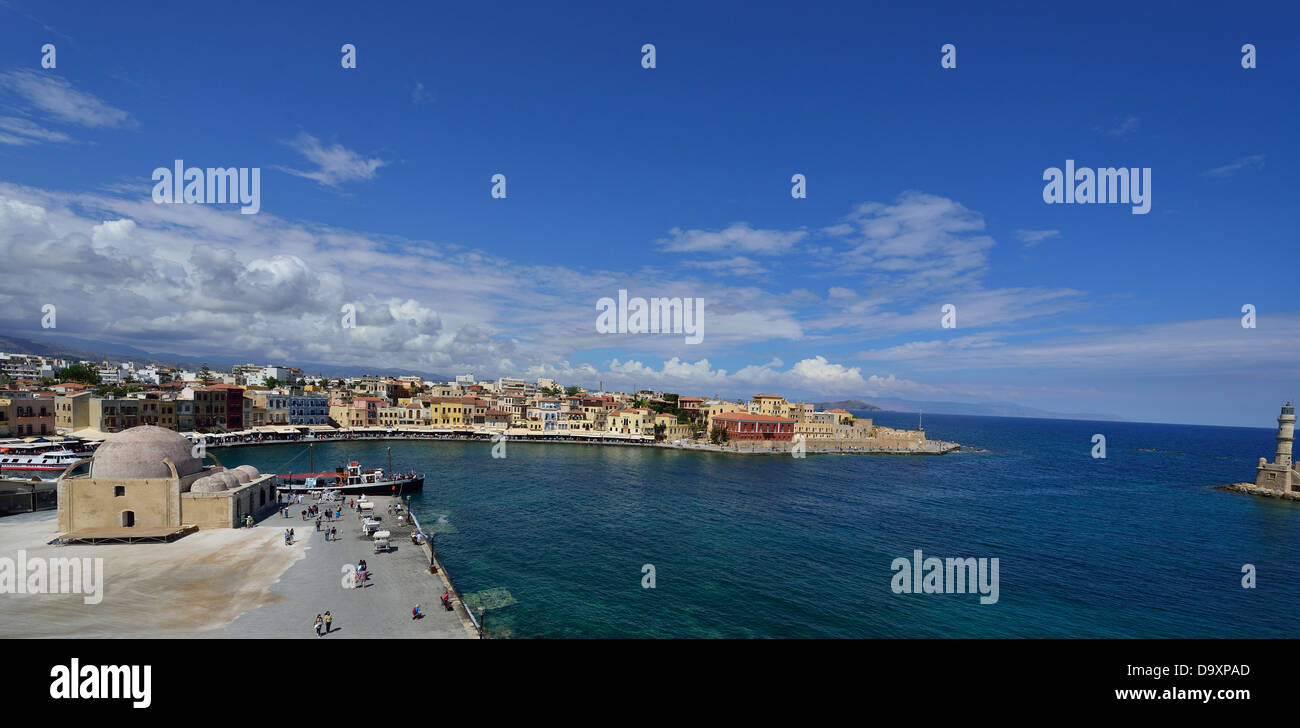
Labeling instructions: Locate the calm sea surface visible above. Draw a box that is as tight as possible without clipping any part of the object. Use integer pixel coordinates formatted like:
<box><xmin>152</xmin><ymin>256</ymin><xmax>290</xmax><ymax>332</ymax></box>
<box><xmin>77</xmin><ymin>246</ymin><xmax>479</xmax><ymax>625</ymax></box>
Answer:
<box><xmin>219</xmin><ymin>412</ymin><xmax>1300</xmax><ymax>638</ymax></box>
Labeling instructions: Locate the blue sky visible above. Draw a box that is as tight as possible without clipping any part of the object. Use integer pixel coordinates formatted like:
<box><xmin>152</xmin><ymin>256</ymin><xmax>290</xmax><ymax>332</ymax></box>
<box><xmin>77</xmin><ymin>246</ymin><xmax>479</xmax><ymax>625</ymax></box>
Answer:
<box><xmin>0</xmin><ymin>1</ymin><xmax>1296</xmax><ymax>426</ymax></box>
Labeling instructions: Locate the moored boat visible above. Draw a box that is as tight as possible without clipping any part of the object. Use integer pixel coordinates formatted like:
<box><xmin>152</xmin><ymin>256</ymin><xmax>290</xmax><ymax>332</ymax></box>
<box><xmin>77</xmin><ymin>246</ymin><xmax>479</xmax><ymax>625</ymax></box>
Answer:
<box><xmin>276</xmin><ymin>446</ymin><xmax>423</xmax><ymax>496</ymax></box>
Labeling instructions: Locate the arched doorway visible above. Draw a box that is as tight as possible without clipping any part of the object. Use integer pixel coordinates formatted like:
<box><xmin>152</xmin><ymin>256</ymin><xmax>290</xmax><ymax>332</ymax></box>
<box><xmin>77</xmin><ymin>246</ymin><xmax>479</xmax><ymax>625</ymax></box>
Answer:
<box><xmin>121</xmin><ymin>510</ymin><xmax>135</xmax><ymax>528</ymax></box>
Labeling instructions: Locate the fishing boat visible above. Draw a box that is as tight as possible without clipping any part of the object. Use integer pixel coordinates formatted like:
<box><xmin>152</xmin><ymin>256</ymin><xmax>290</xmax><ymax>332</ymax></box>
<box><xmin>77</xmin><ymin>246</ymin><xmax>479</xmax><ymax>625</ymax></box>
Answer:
<box><xmin>276</xmin><ymin>446</ymin><xmax>423</xmax><ymax>496</ymax></box>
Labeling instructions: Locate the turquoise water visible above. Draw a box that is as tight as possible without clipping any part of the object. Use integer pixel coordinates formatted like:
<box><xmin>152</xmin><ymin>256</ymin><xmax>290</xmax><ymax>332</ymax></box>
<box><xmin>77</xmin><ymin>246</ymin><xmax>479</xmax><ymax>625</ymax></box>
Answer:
<box><xmin>222</xmin><ymin>413</ymin><xmax>1300</xmax><ymax>638</ymax></box>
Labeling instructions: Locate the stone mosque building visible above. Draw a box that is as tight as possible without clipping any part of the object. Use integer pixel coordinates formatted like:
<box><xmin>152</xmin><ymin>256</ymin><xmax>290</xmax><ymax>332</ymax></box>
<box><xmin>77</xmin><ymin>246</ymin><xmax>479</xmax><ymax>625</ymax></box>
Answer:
<box><xmin>57</xmin><ymin>425</ymin><xmax>278</xmax><ymax>536</ymax></box>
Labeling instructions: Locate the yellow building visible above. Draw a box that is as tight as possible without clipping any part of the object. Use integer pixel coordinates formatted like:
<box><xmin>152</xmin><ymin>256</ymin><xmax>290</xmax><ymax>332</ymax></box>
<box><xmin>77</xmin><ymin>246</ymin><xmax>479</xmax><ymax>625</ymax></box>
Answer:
<box><xmin>608</xmin><ymin>408</ymin><xmax>652</xmax><ymax>436</ymax></box>
<box><xmin>654</xmin><ymin>413</ymin><xmax>692</xmax><ymax>441</ymax></box>
<box><xmin>751</xmin><ymin>394</ymin><xmax>791</xmax><ymax>418</ymax></box>
<box><xmin>329</xmin><ymin>401</ymin><xmax>367</xmax><ymax>428</ymax></box>
<box><xmin>700</xmin><ymin>400</ymin><xmax>747</xmax><ymax>431</ymax></box>
<box><xmin>428</xmin><ymin>397</ymin><xmax>465</xmax><ymax>427</ymax></box>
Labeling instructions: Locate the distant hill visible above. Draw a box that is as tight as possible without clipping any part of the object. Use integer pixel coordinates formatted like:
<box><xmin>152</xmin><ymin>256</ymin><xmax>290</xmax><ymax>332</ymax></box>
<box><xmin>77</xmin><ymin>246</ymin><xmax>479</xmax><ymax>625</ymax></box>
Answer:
<box><xmin>0</xmin><ymin>333</ymin><xmax>453</xmax><ymax>382</ymax></box>
<box><xmin>814</xmin><ymin>399</ymin><xmax>883</xmax><ymax>412</ymax></box>
<box><xmin>860</xmin><ymin>397</ymin><xmax>1124</xmax><ymax>422</ymax></box>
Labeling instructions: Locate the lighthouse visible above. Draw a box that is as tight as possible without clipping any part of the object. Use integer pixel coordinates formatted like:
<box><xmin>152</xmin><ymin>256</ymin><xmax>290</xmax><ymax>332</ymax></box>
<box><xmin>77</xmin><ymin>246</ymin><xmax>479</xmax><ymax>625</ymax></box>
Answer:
<box><xmin>1275</xmin><ymin>401</ymin><xmax>1295</xmax><ymax>468</ymax></box>
<box><xmin>1255</xmin><ymin>402</ymin><xmax>1298</xmax><ymax>493</ymax></box>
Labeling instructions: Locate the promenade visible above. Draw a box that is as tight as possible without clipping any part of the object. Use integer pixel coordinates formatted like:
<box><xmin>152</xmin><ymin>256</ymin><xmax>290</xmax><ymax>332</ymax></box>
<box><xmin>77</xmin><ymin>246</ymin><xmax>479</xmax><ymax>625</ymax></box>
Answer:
<box><xmin>182</xmin><ymin>428</ymin><xmax>958</xmax><ymax>457</ymax></box>
<box><xmin>227</xmin><ymin>494</ymin><xmax>475</xmax><ymax>639</ymax></box>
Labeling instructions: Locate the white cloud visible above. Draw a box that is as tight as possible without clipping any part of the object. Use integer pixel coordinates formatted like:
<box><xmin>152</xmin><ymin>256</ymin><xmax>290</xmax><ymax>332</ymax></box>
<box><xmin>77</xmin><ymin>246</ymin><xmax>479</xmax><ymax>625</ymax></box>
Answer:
<box><xmin>1203</xmin><ymin>154</ymin><xmax>1265</xmax><ymax>178</ymax></box>
<box><xmin>659</xmin><ymin>222</ymin><xmax>806</xmax><ymax>255</ymax></box>
<box><xmin>276</xmin><ymin>132</ymin><xmax>388</xmax><ymax>187</ymax></box>
<box><xmin>1015</xmin><ymin>229</ymin><xmax>1060</xmax><ymax>247</ymax></box>
<box><xmin>834</xmin><ymin>191</ymin><xmax>995</xmax><ymax>290</ymax></box>
<box><xmin>1104</xmin><ymin>114</ymin><xmax>1141</xmax><ymax>137</ymax></box>
<box><xmin>0</xmin><ymin>70</ymin><xmax>136</xmax><ymax>130</ymax></box>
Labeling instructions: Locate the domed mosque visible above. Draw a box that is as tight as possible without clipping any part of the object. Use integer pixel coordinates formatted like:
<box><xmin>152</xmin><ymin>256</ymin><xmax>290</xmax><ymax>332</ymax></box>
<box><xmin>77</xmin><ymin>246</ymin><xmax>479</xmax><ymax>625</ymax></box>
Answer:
<box><xmin>57</xmin><ymin>425</ymin><xmax>278</xmax><ymax>537</ymax></box>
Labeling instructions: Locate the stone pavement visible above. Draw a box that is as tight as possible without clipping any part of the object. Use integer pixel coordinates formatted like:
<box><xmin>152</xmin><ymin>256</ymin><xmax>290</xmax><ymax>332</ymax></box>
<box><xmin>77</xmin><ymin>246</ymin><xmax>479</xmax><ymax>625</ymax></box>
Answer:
<box><xmin>225</xmin><ymin>495</ymin><xmax>469</xmax><ymax>639</ymax></box>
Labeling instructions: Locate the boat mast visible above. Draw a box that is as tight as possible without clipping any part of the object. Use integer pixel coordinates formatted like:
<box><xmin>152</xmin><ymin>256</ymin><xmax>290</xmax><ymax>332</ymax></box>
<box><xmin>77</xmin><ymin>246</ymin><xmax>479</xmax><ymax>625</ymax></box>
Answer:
<box><xmin>309</xmin><ymin>443</ymin><xmax>314</xmax><ymax>473</ymax></box>
<box><xmin>387</xmin><ymin>446</ymin><xmax>391</xmax><ymax>475</ymax></box>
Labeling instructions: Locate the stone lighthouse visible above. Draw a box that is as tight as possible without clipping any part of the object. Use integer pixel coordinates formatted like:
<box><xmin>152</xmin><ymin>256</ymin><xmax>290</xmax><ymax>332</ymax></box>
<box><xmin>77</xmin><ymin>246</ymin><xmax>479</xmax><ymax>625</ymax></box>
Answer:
<box><xmin>1254</xmin><ymin>402</ymin><xmax>1297</xmax><ymax>493</ymax></box>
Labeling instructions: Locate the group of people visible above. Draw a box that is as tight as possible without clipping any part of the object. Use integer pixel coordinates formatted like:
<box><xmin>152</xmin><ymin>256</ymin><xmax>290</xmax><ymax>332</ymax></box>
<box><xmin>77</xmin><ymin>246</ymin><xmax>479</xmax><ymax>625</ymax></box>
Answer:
<box><xmin>313</xmin><ymin>611</ymin><xmax>334</xmax><ymax>636</ymax></box>
<box><xmin>283</xmin><ymin>528</ymin><xmax>295</xmax><ymax>545</ymax></box>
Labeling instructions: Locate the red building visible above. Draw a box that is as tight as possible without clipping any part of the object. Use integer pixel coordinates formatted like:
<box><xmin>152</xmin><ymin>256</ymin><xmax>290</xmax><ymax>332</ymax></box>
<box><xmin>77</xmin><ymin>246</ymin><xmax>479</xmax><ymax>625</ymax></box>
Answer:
<box><xmin>205</xmin><ymin>384</ymin><xmax>245</xmax><ymax>431</ymax></box>
<box><xmin>712</xmin><ymin>413</ymin><xmax>795</xmax><ymax>441</ymax></box>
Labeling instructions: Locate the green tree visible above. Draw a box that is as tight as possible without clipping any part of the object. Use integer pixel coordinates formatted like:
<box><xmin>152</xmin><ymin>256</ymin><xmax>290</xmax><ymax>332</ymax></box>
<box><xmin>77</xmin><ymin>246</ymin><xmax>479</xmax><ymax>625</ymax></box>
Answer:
<box><xmin>709</xmin><ymin>424</ymin><xmax>730</xmax><ymax>444</ymax></box>
<box><xmin>197</xmin><ymin>364</ymin><xmax>216</xmax><ymax>384</ymax></box>
<box><xmin>564</xmin><ymin>385</ymin><xmax>582</xmax><ymax>397</ymax></box>
<box><xmin>263</xmin><ymin>377</ymin><xmax>281</xmax><ymax>390</ymax></box>
<box><xmin>56</xmin><ymin>363</ymin><xmax>101</xmax><ymax>385</ymax></box>
<box><xmin>653</xmin><ymin>422</ymin><xmax>667</xmax><ymax>442</ymax></box>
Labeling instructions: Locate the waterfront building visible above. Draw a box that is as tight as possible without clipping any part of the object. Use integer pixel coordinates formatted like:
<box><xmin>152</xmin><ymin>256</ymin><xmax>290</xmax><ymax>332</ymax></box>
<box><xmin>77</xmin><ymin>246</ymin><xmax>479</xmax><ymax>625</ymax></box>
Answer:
<box><xmin>0</xmin><ymin>393</ymin><xmax>56</xmax><ymax>437</ymax></box>
<box><xmin>484</xmin><ymin>409</ymin><xmax>511</xmax><ymax>428</ymax></box>
<box><xmin>1255</xmin><ymin>402</ymin><xmax>1299</xmax><ymax>494</ymax></box>
<box><xmin>608</xmin><ymin>408</ymin><xmax>653</xmax><ymax>436</ymax></box>
<box><xmin>56</xmin><ymin>425</ymin><xmax>277</xmax><ymax>533</ymax></box>
<box><xmin>287</xmin><ymin>391</ymin><xmax>329</xmax><ymax>424</ymax></box>
<box><xmin>750</xmin><ymin>394</ymin><xmax>792</xmax><ymax>418</ymax></box>
<box><xmin>204</xmin><ymin>384</ymin><xmax>246</xmax><ymax>430</ymax></box>
<box><xmin>700</xmin><ymin>400</ymin><xmax>748</xmax><ymax>431</ymax></box>
<box><xmin>712</xmin><ymin>413</ymin><xmax>796</xmax><ymax>441</ymax></box>
<box><xmin>654</xmin><ymin>413</ymin><xmax>692</xmax><ymax>441</ymax></box>
<box><xmin>132</xmin><ymin>393</ymin><xmax>178</xmax><ymax>430</ymax></box>
<box><xmin>177</xmin><ymin>387</ymin><xmax>228</xmax><ymax>431</ymax></box>
<box><xmin>55</xmin><ymin>391</ymin><xmax>93</xmax><ymax>433</ymax></box>
<box><xmin>329</xmin><ymin>400</ymin><xmax>368</xmax><ymax>428</ymax></box>
<box><xmin>90</xmin><ymin>397</ymin><xmax>142</xmax><ymax>433</ymax></box>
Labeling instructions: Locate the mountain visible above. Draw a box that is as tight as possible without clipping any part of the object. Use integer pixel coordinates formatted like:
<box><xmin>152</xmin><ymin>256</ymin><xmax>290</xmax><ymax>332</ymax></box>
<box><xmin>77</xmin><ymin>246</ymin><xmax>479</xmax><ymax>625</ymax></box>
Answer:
<box><xmin>0</xmin><ymin>333</ymin><xmax>453</xmax><ymax>382</ymax></box>
<box><xmin>814</xmin><ymin>399</ymin><xmax>882</xmax><ymax>412</ymax></box>
<box><xmin>853</xmin><ymin>397</ymin><xmax>1124</xmax><ymax>422</ymax></box>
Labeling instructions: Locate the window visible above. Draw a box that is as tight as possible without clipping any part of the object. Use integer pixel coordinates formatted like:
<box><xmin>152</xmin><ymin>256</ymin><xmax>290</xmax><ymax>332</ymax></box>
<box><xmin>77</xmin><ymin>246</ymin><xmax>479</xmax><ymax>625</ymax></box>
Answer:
<box><xmin>114</xmin><ymin>485</ymin><xmax>126</xmax><ymax>496</ymax></box>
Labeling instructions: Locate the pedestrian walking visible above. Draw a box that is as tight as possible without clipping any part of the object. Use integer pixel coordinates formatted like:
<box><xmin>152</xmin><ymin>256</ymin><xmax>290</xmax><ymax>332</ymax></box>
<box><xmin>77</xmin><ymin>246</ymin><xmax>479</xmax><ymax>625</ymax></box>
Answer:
<box><xmin>314</xmin><ymin>614</ymin><xmax>323</xmax><ymax>637</ymax></box>
<box><xmin>324</xmin><ymin>611</ymin><xmax>333</xmax><ymax>634</ymax></box>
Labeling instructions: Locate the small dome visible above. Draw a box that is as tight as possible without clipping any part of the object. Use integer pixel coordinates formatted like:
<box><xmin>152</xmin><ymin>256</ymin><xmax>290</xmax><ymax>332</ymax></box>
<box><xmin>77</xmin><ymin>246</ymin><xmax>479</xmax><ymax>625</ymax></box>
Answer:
<box><xmin>190</xmin><ymin>475</ymin><xmax>226</xmax><ymax>492</ymax></box>
<box><xmin>91</xmin><ymin>426</ymin><xmax>204</xmax><ymax>480</ymax></box>
<box><xmin>231</xmin><ymin>469</ymin><xmax>252</xmax><ymax>484</ymax></box>
<box><xmin>233</xmin><ymin>465</ymin><xmax>260</xmax><ymax>481</ymax></box>
<box><xmin>213</xmin><ymin>471</ymin><xmax>241</xmax><ymax>489</ymax></box>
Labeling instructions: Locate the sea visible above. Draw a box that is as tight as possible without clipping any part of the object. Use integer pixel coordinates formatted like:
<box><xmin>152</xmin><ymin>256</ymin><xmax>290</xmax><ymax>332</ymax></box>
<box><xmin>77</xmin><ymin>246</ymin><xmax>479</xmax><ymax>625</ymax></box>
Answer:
<box><xmin>212</xmin><ymin>412</ymin><xmax>1300</xmax><ymax>638</ymax></box>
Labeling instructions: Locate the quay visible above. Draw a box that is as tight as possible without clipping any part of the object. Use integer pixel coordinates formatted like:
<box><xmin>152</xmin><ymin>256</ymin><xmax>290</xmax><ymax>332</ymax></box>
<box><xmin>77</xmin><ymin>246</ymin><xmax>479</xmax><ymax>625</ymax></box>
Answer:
<box><xmin>170</xmin><ymin>427</ymin><xmax>959</xmax><ymax>457</ymax></box>
<box><xmin>0</xmin><ymin>493</ymin><xmax>475</xmax><ymax>639</ymax></box>
<box><xmin>226</xmin><ymin>494</ymin><xmax>477</xmax><ymax>639</ymax></box>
